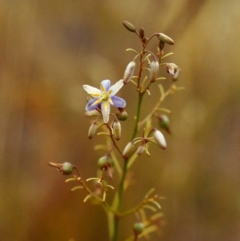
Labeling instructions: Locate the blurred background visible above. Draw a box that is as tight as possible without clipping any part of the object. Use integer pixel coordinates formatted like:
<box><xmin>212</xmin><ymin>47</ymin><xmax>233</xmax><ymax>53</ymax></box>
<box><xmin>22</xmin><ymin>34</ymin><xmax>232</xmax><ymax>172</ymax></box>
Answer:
<box><xmin>1</xmin><ymin>0</ymin><xmax>240</xmax><ymax>240</ymax></box>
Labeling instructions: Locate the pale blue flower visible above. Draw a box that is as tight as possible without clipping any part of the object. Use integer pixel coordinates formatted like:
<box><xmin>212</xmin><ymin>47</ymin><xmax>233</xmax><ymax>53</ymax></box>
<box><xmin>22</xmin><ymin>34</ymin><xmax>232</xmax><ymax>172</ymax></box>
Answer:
<box><xmin>83</xmin><ymin>79</ymin><xmax>126</xmax><ymax>123</ymax></box>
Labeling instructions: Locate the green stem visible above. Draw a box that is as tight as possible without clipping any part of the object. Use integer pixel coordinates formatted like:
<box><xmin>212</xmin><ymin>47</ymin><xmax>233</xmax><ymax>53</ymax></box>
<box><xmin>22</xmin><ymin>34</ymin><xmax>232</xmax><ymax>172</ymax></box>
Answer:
<box><xmin>131</xmin><ymin>94</ymin><xmax>143</xmax><ymax>140</ymax></box>
<box><xmin>111</xmin><ymin>160</ymin><xmax>128</xmax><ymax>241</ymax></box>
<box><xmin>111</xmin><ymin>93</ymin><xmax>144</xmax><ymax>241</ymax></box>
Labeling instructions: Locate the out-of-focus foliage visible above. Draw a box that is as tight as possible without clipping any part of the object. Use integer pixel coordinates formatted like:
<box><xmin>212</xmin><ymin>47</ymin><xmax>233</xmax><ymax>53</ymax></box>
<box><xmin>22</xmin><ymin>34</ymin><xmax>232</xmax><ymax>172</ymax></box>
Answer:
<box><xmin>1</xmin><ymin>0</ymin><xmax>240</xmax><ymax>240</ymax></box>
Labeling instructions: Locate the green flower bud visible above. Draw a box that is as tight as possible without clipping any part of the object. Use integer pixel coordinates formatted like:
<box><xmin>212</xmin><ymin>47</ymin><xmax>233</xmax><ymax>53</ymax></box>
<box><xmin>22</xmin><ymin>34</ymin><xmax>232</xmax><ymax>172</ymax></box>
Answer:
<box><xmin>88</xmin><ymin>122</ymin><xmax>98</xmax><ymax>139</ymax></box>
<box><xmin>113</xmin><ymin>120</ymin><xmax>121</xmax><ymax>140</ymax></box>
<box><xmin>157</xmin><ymin>33</ymin><xmax>174</xmax><ymax>45</ymax></box>
<box><xmin>116</xmin><ymin>109</ymin><xmax>128</xmax><ymax>121</ymax></box>
<box><xmin>61</xmin><ymin>162</ymin><xmax>73</xmax><ymax>175</ymax></box>
<box><xmin>133</xmin><ymin>222</ymin><xmax>144</xmax><ymax>235</ymax></box>
<box><xmin>122</xmin><ymin>142</ymin><xmax>135</xmax><ymax>158</ymax></box>
<box><xmin>123</xmin><ymin>61</ymin><xmax>136</xmax><ymax>84</ymax></box>
<box><xmin>98</xmin><ymin>156</ymin><xmax>113</xmax><ymax>170</ymax></box>
<box><xmin>149</xmin><ymin>60</ymin><xmax>159</xmax><ymax>82</ymax></box>
<box><xmin>123</xmin><ymin>21</ymin><xmax>136</xmax><ymax>33</ymax></box>
<box><xmin>158</xmin><ymin>114</ymin><xmax>170</xmax><ymax>133</ymax></box>
<box><xmin>153</xmin><ymin>129</ymin><xmax>167</xmax><ymax>149</ymax></box>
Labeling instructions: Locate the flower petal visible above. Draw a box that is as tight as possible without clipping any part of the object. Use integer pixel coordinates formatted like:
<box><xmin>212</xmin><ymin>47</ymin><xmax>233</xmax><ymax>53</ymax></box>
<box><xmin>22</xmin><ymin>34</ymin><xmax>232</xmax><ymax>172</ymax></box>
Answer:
<box><xmin>111</xmin><ymin>96</ymin><xmax>126</xmax><ymax>108</ymax></box>
<box><xmin>101</xmin><ymin>101</ymin><xmax>110</xmax><ymax>123</ymax></box>
<box><xmin>101</xmin><ymin>80</ymin><xmax>111</xmax><ymax>92</ymax></box>
<box><xmin>86</xmin><ymin>98</ymin><xmax>100</xmax><ymax>111</ymax></box>
<box><xmin>109</xmin><ymin>79</ymin><xmax>124</xmax><ymax>96</ymax></box>
<box><xmin>83</xmin><ymin>85</ymin><xmax>101</xmax><ymax>97</ymax></box>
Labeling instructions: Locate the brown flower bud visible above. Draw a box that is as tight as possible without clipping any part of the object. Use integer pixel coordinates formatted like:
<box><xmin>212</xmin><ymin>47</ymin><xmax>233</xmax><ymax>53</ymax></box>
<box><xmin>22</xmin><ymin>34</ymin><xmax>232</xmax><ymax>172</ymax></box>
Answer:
<box><xmin>159</xmin><ymin>40</ymin><xmax>165</xmax><ymax>50</ymax></box>
<box><xmin>139</xmin><ymin>27</ymin><xmax>145</xmax><ymax>39</ymax></box>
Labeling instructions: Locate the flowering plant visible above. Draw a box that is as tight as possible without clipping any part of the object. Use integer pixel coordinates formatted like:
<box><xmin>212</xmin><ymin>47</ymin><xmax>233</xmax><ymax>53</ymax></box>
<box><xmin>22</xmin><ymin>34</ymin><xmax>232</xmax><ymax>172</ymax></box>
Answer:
<box><xmin>49</xmin><ymin>21</ymin><xmax>183</xmax><ymax>241</ymax></box>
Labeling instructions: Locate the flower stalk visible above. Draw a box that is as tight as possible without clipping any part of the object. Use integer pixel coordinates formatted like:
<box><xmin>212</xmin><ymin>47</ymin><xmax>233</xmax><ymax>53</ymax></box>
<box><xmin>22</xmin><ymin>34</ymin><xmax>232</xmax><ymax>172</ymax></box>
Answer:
<box><xmin>49</xmin><ymin>20</ymin><xmax>181</xmax><ymax>241</ymax></box>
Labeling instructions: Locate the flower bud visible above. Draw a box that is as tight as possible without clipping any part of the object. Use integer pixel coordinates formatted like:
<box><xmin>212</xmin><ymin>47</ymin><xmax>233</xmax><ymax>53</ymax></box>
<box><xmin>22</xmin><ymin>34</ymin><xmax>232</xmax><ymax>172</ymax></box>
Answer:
<box><xmin>149</xmin><ymin>60</ymin><xmax>159</xmax><ymax>82</ymax></box>
<box><xmin>166</xmin><ymin>63</ymin><xmax>178</xmax><ymax>77</ymax></box>
<box><xmin>158</xmin><ymin>114</ymin><xmax>170</xmax><ymax>133</ymax></box>
<box><xmin>123</xmin><ymin>21</ymin><xmax>136</xmax><ymax>33</ymax></box>
<box><xmin>123</xmin><ymin>61</ymin><xmax>136</xmax><ymax>84</ymax></box>
<box><xmin>88</xmin><ymin>122</ymin><xmax>98</xmax><ymax>139</ymax></box>
<box><xmin>153</xmin><ymin>129</ymin><xmax>167</xmax><ymax>149</ymax></box>
<box><xmin>136</xmin><ymin>145</ymin><xmax>145</xmax><ymax>155</ymax></box>
<box><xmin>113</xmin><ymin>120</ymin><xmax>121</xmax><ymax>140</ymax></box>
<box><xmin>61</xmin><ymin>162</ymin><xmax>73</xmax><ymax>175</ymax></box>
<box><xmin>49</xmin><ymin>162</ymin><xmax>73</xmax><ymax>175</ymax></box>
<box><xmin>139</xmin><ymin>27</ymin><xmax>145</xmax><ymax>39</ymax></box>
<box><xmin>133</xmin><ymin>222</ymin><xmax>144</xmax><ymax>235</ymax></box>
<box><xmin>142</xmin><ymin>37</ymin><xmax>148</xmax><ymax>44</ymax></box>
<box><xmin>159</xmin><ymin>40</ymin><xmax>165</xmax><ymax>50</ymax></box>
<box><xmin>172</xmin><ymin>67</ymin><xmax>181</xmax><ymax>81</ymax></box>
<box><xmin>98</xmin><ymin>156</ymin><xmax>113</xmax><ymax>171</ymax></box>
<box><xmin>116</xmin><ymin>109</ymin><xmax>128</xmax><ymax>121</ymax></box>
<box><xmin>157</xmin><ymin>33</ymin><xmax>174</xmax><ymax>45</ymax></box>
<box><xmin>122</xmin><ymin>142</ymin><xmax>135</xmax><ymax>158</ymax></box>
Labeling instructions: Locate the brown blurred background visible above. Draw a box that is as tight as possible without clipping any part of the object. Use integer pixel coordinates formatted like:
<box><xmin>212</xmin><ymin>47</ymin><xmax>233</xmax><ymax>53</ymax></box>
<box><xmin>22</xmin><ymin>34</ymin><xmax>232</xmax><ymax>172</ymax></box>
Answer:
<box><xmin>1</xmin><ymin>0</ymin><xmax>240</xmax><ymax>240</ymax></box>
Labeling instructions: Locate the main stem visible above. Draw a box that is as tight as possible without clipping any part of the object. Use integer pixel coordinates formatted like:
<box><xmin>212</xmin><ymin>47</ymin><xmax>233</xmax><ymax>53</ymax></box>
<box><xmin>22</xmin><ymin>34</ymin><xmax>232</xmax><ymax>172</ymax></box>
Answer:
<box><xmin>111</xmin><ymin>93</ymin><xmax>143</xmax><ymax>241</ymax></box>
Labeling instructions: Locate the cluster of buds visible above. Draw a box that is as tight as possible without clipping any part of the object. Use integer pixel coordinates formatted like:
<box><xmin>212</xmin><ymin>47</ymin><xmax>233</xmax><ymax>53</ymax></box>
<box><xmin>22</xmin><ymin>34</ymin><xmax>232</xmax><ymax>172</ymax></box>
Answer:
<box><xmin>122</xmin><ymin>20</ymin><xmax>180</xmax><ymax>89</ymax></box>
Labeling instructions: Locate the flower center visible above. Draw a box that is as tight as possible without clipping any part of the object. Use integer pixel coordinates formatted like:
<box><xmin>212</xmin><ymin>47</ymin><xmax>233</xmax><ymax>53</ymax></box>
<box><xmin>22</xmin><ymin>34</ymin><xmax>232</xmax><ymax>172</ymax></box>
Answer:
<box><xmin>101</xmin><ymin>93</ymin><xmax>109</xmax><ymax>101</ymax></box>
